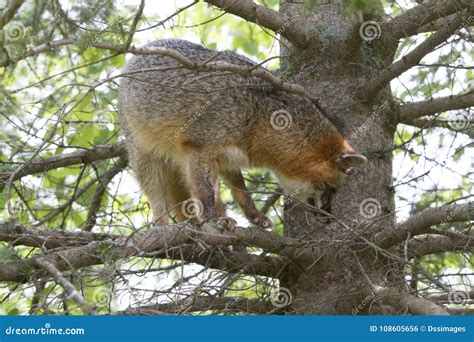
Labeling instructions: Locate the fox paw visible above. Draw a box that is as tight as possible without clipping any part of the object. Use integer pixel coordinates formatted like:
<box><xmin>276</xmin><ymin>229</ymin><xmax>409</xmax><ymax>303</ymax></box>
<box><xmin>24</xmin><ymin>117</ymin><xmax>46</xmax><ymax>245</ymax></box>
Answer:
<box><xmin>212</xmin><ymin>216</ymin><xmax>237</xmax><ymax>231</ymax></box>
<box><xmin>250</xmin><ymin>213</ymin><xmax>273</xmax><ymax>228</ymax></box>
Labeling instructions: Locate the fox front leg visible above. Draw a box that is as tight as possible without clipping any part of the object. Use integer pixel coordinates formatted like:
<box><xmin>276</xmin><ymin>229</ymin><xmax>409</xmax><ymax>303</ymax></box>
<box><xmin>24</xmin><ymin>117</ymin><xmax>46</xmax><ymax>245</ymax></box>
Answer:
<box><xmin>185</xmin><ymin>153</ymin><xmax>236</xmax><ymax>229</ymax></box>
<box><xmin>220</xmin><ymin>170</ymin><xmax>272</xmax><ymax>228</ymax></box>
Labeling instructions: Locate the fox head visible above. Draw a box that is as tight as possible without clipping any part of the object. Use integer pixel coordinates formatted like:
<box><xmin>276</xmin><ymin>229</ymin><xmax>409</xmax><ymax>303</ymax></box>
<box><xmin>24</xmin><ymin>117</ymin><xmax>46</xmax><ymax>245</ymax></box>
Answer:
<box><xmin>250</xmin><ymin>93</ymin><xmax>367</xmax><ymax>203</ymax></box>
<box><xmin>251</xmin><ymin>107</ymin><xmax>367</xmax><ymax>202</ymax></box>
<box><xmin>272</xmin><ymin>132</ymin><xmax>367</xmax><ymax>201</ymax></box>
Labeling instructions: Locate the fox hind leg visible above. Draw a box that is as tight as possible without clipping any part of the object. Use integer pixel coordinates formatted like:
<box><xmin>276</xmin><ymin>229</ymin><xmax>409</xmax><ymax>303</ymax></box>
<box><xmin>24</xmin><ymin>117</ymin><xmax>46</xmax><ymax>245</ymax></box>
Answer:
<box><xmin>166</xmin><ymin>174</ymin><xmax>193</xmax><ymax>222</ymax></box>
<box><xmin>129</xmin><ymin>147</ymin><xmax>180</xmax><ymax>225</ymax></box>
<box><xmin>184</xmin><ymin>152</ymin><xmax>235</xmax><ymax>228</ymax></box>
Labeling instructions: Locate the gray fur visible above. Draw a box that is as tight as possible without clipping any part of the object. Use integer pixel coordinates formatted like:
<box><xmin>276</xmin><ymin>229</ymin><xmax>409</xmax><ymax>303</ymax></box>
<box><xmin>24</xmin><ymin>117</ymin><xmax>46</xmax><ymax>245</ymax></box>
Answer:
<box><xmin>119</xmin><ymin>39</ymin><xmax>338</xmax><ymax>154</ymax></box>
<box><xmin>118</xmin><ymin>39</ymin><xmax>349</xmax><ymax>224</ymax></box>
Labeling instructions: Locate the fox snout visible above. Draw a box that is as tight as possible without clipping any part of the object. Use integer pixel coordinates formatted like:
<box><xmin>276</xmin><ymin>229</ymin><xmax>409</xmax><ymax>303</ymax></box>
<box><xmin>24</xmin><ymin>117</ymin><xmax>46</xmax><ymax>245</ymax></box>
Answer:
<box><xmin>277</xmin><ymin>142</ymin><xmax>367</xmax><ymax>207</ymax></box>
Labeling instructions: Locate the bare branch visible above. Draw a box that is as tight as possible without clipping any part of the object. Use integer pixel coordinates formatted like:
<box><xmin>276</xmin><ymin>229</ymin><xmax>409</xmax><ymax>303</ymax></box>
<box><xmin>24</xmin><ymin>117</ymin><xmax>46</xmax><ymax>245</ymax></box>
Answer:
<box><xmin>0</xmin><ymin>142</ymin><xmax>127</xmax><ymax>189</ymax></box>
<box><xmin>34</xmin><ymin>258</ymin><xmax>95</xmax><ymax>315</ymax></box>
<box><xmin>380</xmin><ymin>287</ymin><xmax>449</xmax><ymax>315</ymax></box>
<box><xmin>23</xmin><ymin>38</ymin><xmax>77</xmax><ymax>58</ymax></box>
<box><xmin>417</xmin><ymin>13</ymin><xmax>473</xmax><ymax>34</ymax></box>
<box><xmin>137</xmin><ymin>1</ymin><xmax>199</xmax><ymax>32</ymax></box>
<box><xmin>375</xmin><ymin>202</ymin><xmax>473</xmax><ymax>248</ymax></box>
<box><xmin>408</xmin><ymin>232</ymin><xmax>474</xmax><ymax>257</ymax></box>
<box><xmin>361</xmin><ymin>13</ymin><xmax>468</xmax><ymax>100</ymax></box>
<box><xmin>0</xmin><ymin>222</ymin><xmax>288</xmax><ymax>271</ymax></box>
<box><xmin>449</xmin><ymin>308</ymin><xmax>474</xmax><ymax>315</ymax></box>
<box><xmin>7</xmin><ymin>40</ymin><xmax>322</xmax><ymax>109</ymax></box>
<box><xmin>32</xmin><ymin>158</ymin><xmax>127</xmax><ymax>226</ymax></box>
<box><xmin>0</xmin><ymin>222</ymin><xmax>286</xmax><ymax>279</ymax></box>
<box><xmin>123</xmin><ymin>0</ymin><xmax>145</xmax><ymax>50</ymax></box>
<box><xmin>0</xmin><ymin>0</ymin><xmax>25</xmax><ymax>27</ymax></box>
<box><xmin>0</xmin><ymin>222</ymin><xmax>110</xmax><ymax>249</ymax></box>
<box><xmin>123</xmin><ymin>44</ymin><xmax>320</xmax><ymax>104</ymax></box>
<box><xmin>382</xmin><ymin>0</ymin><xmax>469</xmax><ymax>40</ymax></box>
<box><xmin>399</xmin><ymin>91</ymin><xmax>474</xmax><ymax>121</ymax></box>
<box><xmin>204</xmin><ymin>0</ymin><xmax>309</xmax><ymax>48</ymax></box>
<box><xmin>0</xmin><ymin>222</ymin><xmax>297</xmax><ymax>282</ymax></box>
<box><xmin>260</xmin><ymin>190</ymin><xmax>282</xmax><ymax>215</ymax></box>
<box><xmin>428</xmin><ymin>291</ymin><xmax>474</xmax><ymax>304</ymax></box>
<box><xmin>84</xmin><ymin>157</ymin><xmax>128</xmax><ymax>231</ymax></box>
<box><xmin>118</xmin><ymin>297</ymin><xmax>274</xmax><ymax>315</ymax></box>
<box><xmin>401</xmin><ymin>117</ymin><xmax>474</xmax><ymax>139</ymax></box>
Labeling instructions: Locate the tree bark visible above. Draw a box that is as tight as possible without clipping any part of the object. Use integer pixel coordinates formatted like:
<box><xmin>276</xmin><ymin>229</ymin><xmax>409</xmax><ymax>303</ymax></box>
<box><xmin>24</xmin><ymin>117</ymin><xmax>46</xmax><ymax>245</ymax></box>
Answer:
<box><xmin>280</xmin><ymin>0</ymin><xmax>397</xmax><ymax>315</ymax></box>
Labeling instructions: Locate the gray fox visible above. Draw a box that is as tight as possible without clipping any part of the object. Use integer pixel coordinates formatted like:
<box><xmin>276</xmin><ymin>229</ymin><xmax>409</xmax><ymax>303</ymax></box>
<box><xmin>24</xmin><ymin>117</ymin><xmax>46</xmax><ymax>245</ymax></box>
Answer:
<box><xmin>118</xmin><ymin>39</ymin><xmax>366</xmax><ymax>227</ymax></box>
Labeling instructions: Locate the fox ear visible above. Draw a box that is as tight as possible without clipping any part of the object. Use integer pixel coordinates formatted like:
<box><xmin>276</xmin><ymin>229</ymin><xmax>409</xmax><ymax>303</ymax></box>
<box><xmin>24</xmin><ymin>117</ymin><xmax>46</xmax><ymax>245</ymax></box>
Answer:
<box><xmin>334</xmin><ymin>153</ymin><xmax>367</xmax><ymax>173</ymax></box>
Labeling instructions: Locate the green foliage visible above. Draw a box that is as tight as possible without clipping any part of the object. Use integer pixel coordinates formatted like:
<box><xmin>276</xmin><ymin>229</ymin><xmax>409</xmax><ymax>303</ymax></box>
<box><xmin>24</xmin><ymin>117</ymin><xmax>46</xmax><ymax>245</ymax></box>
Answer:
<box><xmin>0</xmin><ymin>243</ymin><xmax>20</xmax><ymax>261</ymax></box>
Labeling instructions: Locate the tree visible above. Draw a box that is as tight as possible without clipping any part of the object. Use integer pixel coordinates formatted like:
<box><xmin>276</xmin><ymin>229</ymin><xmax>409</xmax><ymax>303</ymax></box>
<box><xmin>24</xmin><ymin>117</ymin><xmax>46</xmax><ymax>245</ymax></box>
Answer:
<box><xmin>0</xmin><ymin>0</ymin><xmax>472</xmax><ymax>315</ymax></box>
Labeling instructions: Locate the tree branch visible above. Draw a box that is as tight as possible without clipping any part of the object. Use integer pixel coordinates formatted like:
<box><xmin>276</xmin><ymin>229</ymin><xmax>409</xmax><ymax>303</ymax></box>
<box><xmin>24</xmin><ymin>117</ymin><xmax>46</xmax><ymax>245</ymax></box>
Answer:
<box><xmin>399</xmin><ymin>91</ymin><xmax>474</xmax><ymax>121</ymax></box>
<box><xmin>382</xmin><ymin>0</ymin><xmax>469</xmax><ymax>40</ymax></box>
<box><xmin>118</xmin><ymin>297</ymin><xmax>274</xmax><ymax>315</ymax></box>
<box><xmin>0</xmin><ymin>222</ymin><xmax>110</xmax><ymax>249</ymax></box>
<box><xmin>123</xmin><ymin>0</ymin><xmax>145</xmax><ymax>50</ymax></box>
<box><xmin>0</xmin><ymin>0</ymin><xmax>25</xmax><ymax>28</ymax></box>
<box><xmin>417</xmin><ymin>13</ymin><xmax>472</xmax><ymax>34</ymax></box>
<box><xmin>449</xmin><ymin>308</ymin><xmax>474</xmax><ymax>315</ymax></box>
<box><xmin>361</xmin><ymin>13</ymin><xmax>468</xmax><ymax>100</ymax></box>
<box><xmin>401</xmin><ymin>117</ymin><xmax>474</xmax><ymax>139</ymax></box>
<box><xmin>0</xmin><ymin>222</ymin><xmax>288</xmax><ymax>275</ymax></box>
<box><xmin>429</xmin><ymin>291</ymin><xmax>474</xmax><ymax>304</ymax></box>
<box><xmin>380</xmin><ymin>287</ymin><xmax>449</xmax><ymax>315</ymax></box>
<box><xmin>122</xmin><ymin>44</ymin><xmax>320</xmax><ymax>104</ymax></box>
<box><xmin>0</xmin><ymin>142</ymin><xmax>127</xmax><ymax>190</ymax></box>
<box><xmin>408</xmin><ymin>232</ymin><xmax>474</xmax><ymax>257</ymax></box>
<box><xmin>6</xmin><ymin>40</ymin><xmax>323</xmax><ymax>110</ymax></box>
<box><xmin>0</xmin><ymin>222</ymin><xmax>297</xmax><ymax>282</ymax></box>
<box><xmin>84</xmin><ymin>157</ymin><xmax>128</xmax><ymax>231</ymax></box>
<box><xmin>0</xmin><ymin>223</ymin><xmax>286</xmax><ymax>279</ymax></box>
<box><xmin>34</xmin><ymin>258</ymin><xmax>95</xmax><ymax>315</ymax></box>
<box><xmin>33</xmin><ymin>158</ymin><xmax>128</xmax><ymax>226</ymax></box>
<box><xmin>375</xmin><ymin>202</ymin><xmax>473</xmax><ymax>248</ymax></box>
<box><xmin>204</xmin><ymin>0</ymin><xmax>309</xmax><ymax>48</ymax></box>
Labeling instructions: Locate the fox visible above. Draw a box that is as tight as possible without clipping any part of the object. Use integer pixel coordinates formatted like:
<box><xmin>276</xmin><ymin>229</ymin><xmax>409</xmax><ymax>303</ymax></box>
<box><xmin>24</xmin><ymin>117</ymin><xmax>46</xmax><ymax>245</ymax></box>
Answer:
<box><xmin>118</xmin><ymin>39</ymin><xmax>367</xmax><ymax>228</ymax></box>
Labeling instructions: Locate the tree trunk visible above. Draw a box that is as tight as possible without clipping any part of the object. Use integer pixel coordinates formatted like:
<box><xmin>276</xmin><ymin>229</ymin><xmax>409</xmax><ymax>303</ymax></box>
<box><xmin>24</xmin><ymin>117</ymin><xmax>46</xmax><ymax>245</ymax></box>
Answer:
<box><xmin>281</xmin><ymin>0</ymin><xmax>398</xmax><ymax>315</ymax></box>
